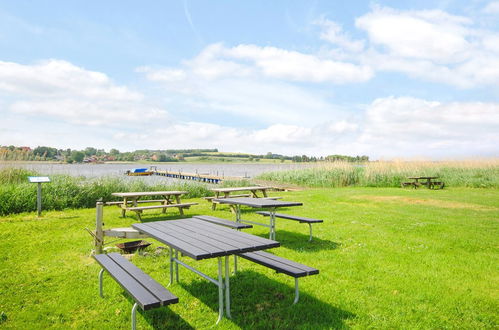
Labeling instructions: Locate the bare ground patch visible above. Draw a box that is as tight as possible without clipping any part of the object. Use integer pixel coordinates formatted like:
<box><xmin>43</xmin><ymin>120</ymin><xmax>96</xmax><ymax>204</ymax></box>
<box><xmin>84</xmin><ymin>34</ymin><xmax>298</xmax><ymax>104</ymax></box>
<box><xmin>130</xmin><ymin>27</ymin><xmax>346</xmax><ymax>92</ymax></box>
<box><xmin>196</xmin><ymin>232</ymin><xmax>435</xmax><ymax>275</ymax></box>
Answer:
<box><xmin>352</xmin><ymin>195</ymin><xmax>498</xmax><ymax>211</ymax></box>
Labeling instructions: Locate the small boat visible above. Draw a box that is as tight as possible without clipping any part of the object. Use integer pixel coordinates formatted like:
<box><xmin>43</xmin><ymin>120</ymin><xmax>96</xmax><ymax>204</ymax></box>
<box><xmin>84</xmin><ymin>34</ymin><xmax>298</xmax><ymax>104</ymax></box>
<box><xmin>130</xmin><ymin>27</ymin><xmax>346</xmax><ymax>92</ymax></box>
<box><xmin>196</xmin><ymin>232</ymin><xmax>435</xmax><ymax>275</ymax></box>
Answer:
<box><xmin>125</xmin><ymin>168</ymin><xmax>153</xmax><ymax>176</ymax></box>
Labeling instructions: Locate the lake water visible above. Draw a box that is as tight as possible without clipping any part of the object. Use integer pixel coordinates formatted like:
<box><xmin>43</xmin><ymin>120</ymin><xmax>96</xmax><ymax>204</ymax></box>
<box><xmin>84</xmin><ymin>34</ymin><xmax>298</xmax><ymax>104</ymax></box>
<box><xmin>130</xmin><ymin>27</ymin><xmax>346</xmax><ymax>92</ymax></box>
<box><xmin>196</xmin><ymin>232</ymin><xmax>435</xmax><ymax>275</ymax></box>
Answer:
<box><xmin>0</xmin><ymin>162</ymin><xmax>313</xmax><ymax>184</ymax></box>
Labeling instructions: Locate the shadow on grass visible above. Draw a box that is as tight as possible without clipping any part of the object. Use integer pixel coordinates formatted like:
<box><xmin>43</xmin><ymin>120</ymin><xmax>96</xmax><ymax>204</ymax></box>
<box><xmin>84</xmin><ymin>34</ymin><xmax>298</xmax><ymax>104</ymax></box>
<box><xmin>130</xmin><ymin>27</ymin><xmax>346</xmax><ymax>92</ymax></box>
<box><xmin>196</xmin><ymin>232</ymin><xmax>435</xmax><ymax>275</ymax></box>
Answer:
<box><xmin>121</xmin><ymin>294</ymin><xmax>194</xmax><ymax>329</ymax></box>
<box><xmin>181</xmin><ymin>270</ymin><xmax>354</xmax><ymax>328</ymax></box>
<box><xmin>270</xmin><ymin>230</ymin><xmax>341</xmax><ymax>252</ymax></box>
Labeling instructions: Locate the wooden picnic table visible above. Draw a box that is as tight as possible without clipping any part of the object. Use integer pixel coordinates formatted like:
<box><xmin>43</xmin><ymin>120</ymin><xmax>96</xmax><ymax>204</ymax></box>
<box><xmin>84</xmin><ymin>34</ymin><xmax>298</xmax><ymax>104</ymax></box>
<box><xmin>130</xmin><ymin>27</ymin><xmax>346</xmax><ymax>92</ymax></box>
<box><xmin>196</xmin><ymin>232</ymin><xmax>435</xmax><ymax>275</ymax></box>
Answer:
<box><xmin>132</xmin><ymin>218</ymin><xmax>280</xmax><ymax>323</ymax></box>
<box><xmin>403</xmin><ymin>177</ymin><xmax>444</xmax><ymax>189</ymax></box>
<box><xmin>207</xmin><ymin>186</ymin><xmax>274</xmax><ymax>210</ymax></box>
<box><xmin>111</xmin><ymin>191</ymin><xmax>197</xmax><ymax>220</ymax></box>
<box><xmin>213</xmin><ymin>197</ymin><xmax>303</xmax><ymax>240</ymax></box>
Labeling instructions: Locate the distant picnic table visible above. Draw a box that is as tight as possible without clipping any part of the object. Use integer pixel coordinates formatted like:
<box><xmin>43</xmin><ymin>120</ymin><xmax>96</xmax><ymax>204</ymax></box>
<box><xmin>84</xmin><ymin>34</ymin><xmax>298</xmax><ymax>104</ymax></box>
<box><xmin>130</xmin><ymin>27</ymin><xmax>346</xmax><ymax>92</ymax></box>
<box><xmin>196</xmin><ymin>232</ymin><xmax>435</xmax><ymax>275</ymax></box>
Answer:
<box><xmin>110</xmin><ymin>191</ymin><xmax>197</xmax><ymax>220</ymax></box>
<box><xmin>402</xmin><ymin>176</ymin><xmax>445</xmax><ymax>189</ymax></box>
<box><xmin>205</xmin><ymin>186</ymin><xmax>274</xmax><ymax>210</ymax></box>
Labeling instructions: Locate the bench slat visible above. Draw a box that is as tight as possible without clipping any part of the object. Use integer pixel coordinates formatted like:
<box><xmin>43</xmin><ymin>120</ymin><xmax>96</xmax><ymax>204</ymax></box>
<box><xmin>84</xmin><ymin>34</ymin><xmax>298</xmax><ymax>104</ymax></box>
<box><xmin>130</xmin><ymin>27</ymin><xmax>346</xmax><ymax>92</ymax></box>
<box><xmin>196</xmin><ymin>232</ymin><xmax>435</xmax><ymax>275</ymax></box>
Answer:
<box><xmin>193</xmin><ymin>215</ymin><xmax>252</xmax><ymax>229</ymax></box>
<box><xmin>238</xmin><ymin>251</ymin><xmax>319</xmax><ymax>278</ymax></box>
<box><xmin>187</xmin><ymin>219</ymin><xmax>279</xmax><ymax>248</ymax></box>
<box><xmin>167</xmin><ymin>221</ymin><xmax>260</xmax><ymax>253</ymax></box>
<box><xmin>203</xmin><ymin>194</ymin><xmax>251</xmax><ymax>200</ymax></box>
<box><xmin>94</xmin><ymin>254</ymin><xmax>162</xmax><ymax>310</ymax></box>
<box><xmin>133</xmin><ymin>223</ymin><xmax>213</xmax><ymax>260</ymax></box>
<box><xmin>127</xmin><ymin>202</ymin><xmax>197</xmax><ymax>211</ymax></box>
<box><xmin>256</xmin><ymin>211</ymin><xmax>323</xmax><ymax>223</ymax></box>
<box><xmin>107</xmin><ymin>253</ymin><xmax>178</xmax><ymax>307</ymax></box>
<box><xmin>148</xmin><ymin>222</ymin><xmax>240</xmax><ymax>256</ymax></box>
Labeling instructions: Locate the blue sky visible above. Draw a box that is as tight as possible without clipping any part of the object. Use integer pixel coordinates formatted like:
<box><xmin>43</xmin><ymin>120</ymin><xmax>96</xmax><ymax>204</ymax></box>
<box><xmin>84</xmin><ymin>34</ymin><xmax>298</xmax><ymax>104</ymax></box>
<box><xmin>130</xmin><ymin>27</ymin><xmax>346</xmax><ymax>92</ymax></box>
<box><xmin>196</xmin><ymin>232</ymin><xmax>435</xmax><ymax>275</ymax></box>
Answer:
<box><xmin>1</xmin><ymin>1</ymin><xmax>498</xmax><ymax>158</ymax></box>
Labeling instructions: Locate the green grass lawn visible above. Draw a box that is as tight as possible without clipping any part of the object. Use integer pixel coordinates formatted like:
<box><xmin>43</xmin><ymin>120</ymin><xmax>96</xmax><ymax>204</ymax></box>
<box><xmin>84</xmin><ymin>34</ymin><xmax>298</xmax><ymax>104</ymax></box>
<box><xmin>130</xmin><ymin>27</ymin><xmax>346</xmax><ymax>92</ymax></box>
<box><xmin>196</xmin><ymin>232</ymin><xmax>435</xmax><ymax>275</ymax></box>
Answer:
<box><xmin>1</xmin><ymin>187</ymin><xmax>498</xmax><ymax>329</ymax></box>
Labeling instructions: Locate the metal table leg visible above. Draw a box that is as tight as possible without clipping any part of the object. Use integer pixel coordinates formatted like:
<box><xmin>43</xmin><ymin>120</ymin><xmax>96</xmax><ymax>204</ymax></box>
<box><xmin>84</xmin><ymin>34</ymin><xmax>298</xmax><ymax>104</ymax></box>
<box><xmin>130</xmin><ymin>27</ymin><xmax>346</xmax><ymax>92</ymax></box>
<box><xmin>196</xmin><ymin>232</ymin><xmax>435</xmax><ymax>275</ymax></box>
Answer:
<box><xmin>168</xmin><ymin>247</ymin><xmax>174</xmax><ymax>286</ymax></box>
<box><xmin>175</xmin><ymin>250</ymin><xmax>179</xmax><ymax>282</ymax></box>
<box><xmin>293</xmin><ymin>278</ymin><xmax>300</xmax><ymax>304</ymax></box>
<box><xmin>269</xmin><ymin>208</ymin><xmax>276</xmax><ymax>240</ymax></box>
<box><xmin>225</xmin><ymin>256</ymin><xmax>232</xmax><ymax>318</ymax></box>
<box><xmin>217</xmin><ymin>257</ymin><xmax>224</xmax><ymax>324</ymax></box>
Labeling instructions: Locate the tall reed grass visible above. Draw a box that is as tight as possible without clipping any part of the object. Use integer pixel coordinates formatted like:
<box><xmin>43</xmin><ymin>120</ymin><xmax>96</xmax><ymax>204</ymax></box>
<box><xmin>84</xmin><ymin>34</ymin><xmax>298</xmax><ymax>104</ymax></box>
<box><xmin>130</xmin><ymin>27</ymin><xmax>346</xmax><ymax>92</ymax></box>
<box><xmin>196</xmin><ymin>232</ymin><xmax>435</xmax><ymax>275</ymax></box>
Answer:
<box><xmin>0</xmin><ymin>168</ymin><xmax>211</xmax><ymax>215</ymax></box>
<box><xmin>257</xmin><ymin>159</ymin><xmax>499</xmax><ymax>188</ymax></box>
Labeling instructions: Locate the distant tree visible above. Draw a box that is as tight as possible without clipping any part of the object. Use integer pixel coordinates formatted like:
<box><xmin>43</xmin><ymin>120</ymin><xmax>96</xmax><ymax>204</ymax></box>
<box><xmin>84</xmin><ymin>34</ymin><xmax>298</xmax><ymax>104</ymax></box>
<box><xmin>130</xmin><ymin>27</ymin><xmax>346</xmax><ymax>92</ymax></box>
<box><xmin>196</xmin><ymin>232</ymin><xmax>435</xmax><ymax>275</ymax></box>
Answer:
<box><xmin>110</xmin><ymin>148</ymin><xmax>120</xmax><ymax>155</ymax></box>
<box><xmin>70</xmin><ymin>151</ymin><xmax>85</xmax><ymax>163</ymax></box>
<box><xmin>84</xmin><ymin>147</ymin><xmax>97</xmax><ymax>156</ymax></box>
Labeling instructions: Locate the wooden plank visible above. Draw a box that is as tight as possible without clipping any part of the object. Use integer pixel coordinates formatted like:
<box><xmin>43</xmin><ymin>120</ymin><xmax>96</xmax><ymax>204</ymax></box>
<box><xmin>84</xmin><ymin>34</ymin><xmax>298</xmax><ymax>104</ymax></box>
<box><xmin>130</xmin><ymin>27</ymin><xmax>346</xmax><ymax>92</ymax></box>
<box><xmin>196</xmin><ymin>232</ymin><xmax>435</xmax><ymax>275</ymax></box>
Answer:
<box><xmin>256</xmin><ymin>211</ymin><xmax>323</xmax><ymax>223</ymax></box>
<box><xmin>111</xmin><ymin>191</ymin><xmax>187</xmax><ymax>198</ymax></box>
<box><xmin>107</xmin><ymin>253</ymin><xmax>178</xmax><ymax>307</ymax></box>
<box><xmin>127</xmin><ymin>202</ymin><xmax>197</xmax><ymax>211</ymax></box>
<box><xmin>210</xmin><ymin>186</ymin><xmax>273</xmax><ymax>193</ymax></box>
<box><xmin>148</xmin><ymin>221</ymin><xmax>240</xmax><ymax>256</ymax></box>
<box><xmin>132</xmin><ymin>223</ymin><xmax>212</xmax><ymax>260</ymax></box>
<box><xmin>250</xmin><ymin>251</ymin><xmax>319</xmax><ymax>275</ymax></box>
<box><xmin>238</xmin><ymin>251</ymin><xmax>319</xmax><ymax>278</ymax></box>
<box><xmin>94</xmin><ymin>254</ymin><xmax>161</xmax><ymax>310</ymax></box>
<box><xmin>167</xmin><ymin>221</ymin><xmax>258</xmax><ymax>253</ymax></box>
<box><xmin>193</xmin><ymin>215</ymin><xmax>253</xmax><ymax>229</ymax></box>
<box><xmin>214</xmin><ymin>197</ymin><xmax>302</xmax><ymax>208</ymax></box>
<box><xmin>185</xmin><ymin>219</ymin><xmax>280</xmax><ymax>249</ymax></box>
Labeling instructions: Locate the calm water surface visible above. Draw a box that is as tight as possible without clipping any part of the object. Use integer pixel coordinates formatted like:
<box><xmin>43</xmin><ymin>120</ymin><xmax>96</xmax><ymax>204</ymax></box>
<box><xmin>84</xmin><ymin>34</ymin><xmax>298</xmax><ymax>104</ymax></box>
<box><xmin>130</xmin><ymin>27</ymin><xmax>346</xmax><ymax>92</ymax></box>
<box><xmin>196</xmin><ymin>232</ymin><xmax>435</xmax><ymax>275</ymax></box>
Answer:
<box><xmin>1</xmin><ymin>162</ymin><xmax>313</xmax><ymax>184</ymax></box>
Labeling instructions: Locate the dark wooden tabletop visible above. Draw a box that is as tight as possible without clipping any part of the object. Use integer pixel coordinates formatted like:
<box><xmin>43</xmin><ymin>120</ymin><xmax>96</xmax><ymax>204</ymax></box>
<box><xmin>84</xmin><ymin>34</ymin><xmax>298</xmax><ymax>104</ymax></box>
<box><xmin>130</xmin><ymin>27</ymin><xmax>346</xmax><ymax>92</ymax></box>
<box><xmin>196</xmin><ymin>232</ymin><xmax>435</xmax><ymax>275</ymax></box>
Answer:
<box><xmin>213</xmin><ymin>197</ymin><xmax>303</xmax><ymax>208</ymax></box>
<box><xmin>407</xmin><ymin>176</ymin><xmax>439</xmax><ymax>180</ymax></box>
<box><xmin>132</xmin><ymin>218</ymin><xmax>280</xmax><ymax>260</ymax></box>
<box><xmin>112</xmin><ymin>191</ymin><xmax>187</xmax><ymax>198</ymax></box>
<box><xmin>210</xmin><ymin>186</ymin><xmax>273</xmax><ymax>193</ymax></box>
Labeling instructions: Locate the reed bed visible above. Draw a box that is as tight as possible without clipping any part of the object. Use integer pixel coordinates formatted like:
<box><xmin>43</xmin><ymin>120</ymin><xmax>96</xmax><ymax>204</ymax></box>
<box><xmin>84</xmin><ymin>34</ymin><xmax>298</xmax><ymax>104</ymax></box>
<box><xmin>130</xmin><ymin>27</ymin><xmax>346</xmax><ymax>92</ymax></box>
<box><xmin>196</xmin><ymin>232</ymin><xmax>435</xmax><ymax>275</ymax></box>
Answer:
<box><xmin>0</xmin><ymin>168</ymin><xmax>211</xmax><ymax>215</ymax></box>
<box><xmin>257</xmin><ymin>159</ymin><xmax>499</xmax><ymax>188</ymax></box>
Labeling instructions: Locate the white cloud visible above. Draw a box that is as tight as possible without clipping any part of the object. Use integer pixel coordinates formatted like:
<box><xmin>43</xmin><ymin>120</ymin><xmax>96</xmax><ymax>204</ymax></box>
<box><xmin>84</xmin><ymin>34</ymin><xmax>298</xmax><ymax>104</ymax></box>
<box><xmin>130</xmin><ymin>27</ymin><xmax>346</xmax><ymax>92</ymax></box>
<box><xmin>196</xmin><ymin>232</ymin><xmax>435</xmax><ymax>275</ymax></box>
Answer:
<box><xmin>359</xmin><ymin>97</ymin><xmax>499</xmax><ymax>156</ymax></box>
<box><xmin>0</xmin><ymin>59</ymin><xmax>142</xmax><ymax>100</ymax></box>
<box><xmin>351</xmin><ymin>6</ymin><xmax>499</xmax><ymax>87</ymax></box>
<box><xmin>356</xmin><ymin>7</ymin><xmax>471</xmax><ymax>63</ymax></box>
<box><xmin>0</xmin><ymin>60</ymin><xmax>168</xmax><ymax>127</ymax></box>
<box><xmin>483</xmin><ymin>1</ymin><xmax>499</xmax><ymax>14</ymax></box>
<box><xmin>224</xmin><ymin>44</ymin><xmax>373</xmax><ymax>83</ymax></box>
<box><xmin>314</xmin><ymin>18</ymin><xmax>365</xmax><ymax>53</ymax></box>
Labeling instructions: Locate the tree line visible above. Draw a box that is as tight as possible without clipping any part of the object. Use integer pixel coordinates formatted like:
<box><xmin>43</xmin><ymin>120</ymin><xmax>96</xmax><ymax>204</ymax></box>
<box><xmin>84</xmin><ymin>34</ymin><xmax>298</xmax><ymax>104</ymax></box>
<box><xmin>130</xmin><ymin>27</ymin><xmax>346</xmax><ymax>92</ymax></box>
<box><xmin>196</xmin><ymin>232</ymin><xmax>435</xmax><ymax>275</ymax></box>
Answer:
<box><xmin>0</xmin><ymin>145</ymin><xmax>369</xmax><ymax>163</ymax></box>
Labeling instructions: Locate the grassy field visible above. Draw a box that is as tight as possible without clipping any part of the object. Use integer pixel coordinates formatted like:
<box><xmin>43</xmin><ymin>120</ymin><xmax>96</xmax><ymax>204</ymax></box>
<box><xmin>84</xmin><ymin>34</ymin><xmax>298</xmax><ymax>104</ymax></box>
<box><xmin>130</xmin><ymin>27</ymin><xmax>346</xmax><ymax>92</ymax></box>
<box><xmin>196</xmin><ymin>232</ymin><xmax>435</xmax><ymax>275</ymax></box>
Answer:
<box><xmin>1</xmin><ymin>187</ymin><xmax>498</xmax><ymax>329</ymax></box>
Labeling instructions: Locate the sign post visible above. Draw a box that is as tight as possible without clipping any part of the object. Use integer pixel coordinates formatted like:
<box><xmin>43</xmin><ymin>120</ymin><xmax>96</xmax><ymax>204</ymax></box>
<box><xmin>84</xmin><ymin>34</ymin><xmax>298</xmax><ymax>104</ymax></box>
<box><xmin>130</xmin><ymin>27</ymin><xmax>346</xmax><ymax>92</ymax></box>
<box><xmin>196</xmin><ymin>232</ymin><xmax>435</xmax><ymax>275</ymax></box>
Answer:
<box><xmin>28</xmin><ymin>176</ymin><xmax>51</xmax><ymax>217</ymax></box>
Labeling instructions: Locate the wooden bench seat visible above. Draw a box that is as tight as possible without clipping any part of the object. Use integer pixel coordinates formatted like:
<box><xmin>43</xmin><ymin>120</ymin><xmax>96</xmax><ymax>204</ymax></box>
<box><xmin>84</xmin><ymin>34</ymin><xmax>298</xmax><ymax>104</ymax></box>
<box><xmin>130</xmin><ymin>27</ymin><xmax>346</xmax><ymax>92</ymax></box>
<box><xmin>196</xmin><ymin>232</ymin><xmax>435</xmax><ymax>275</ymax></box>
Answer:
<box><xmin>126</xmin><ymin>202</ymin><xmax>198</xmax><ymax>220</ymax></box>
<box><xmin>237</xmin><ymin>250</ymin><xmax>319</xmax><ymax>304</ymax></box>
<box><xmin>94</xmin><ymin>253</ymin><xmax>178</xmax><ymax>329</ymax></box>
<box><xmin>203</xmin><ymin>194</ymin><xmax>251</xmax><ymax>201</ymax></box>
<box><xmin>106</xmin><ymin>199</ymin><xmax>166</xmax><ymax>206</ymax></box>
<box><xmin>256</xmin><ymin>211</ymin><xmax>323</xmax><ymax>241</ymax></box>
<box><xmin>193</xmin><ymin>215</ymin><xmax>253</xmax><ymax>229</ymax></box>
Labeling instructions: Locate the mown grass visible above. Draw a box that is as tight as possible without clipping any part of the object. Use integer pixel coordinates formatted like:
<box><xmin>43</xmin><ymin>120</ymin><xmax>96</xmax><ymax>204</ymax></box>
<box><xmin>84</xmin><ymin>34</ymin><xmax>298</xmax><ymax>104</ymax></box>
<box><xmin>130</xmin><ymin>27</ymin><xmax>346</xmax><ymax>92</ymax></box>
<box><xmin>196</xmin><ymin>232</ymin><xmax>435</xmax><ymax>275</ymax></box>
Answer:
<box><xmin>0</xmin><ymin>187</ymin><xmax>498</xmax><ymax>329</ymax></box>
<box><xmin>0</xmin><ymin>167</ymin><xmax>211</xmax><ymax>215</ymax></box>
<box><xmin>257</xmin><ymin>160</ymin><xmax>499</xmax><ymax>188</ymax></box>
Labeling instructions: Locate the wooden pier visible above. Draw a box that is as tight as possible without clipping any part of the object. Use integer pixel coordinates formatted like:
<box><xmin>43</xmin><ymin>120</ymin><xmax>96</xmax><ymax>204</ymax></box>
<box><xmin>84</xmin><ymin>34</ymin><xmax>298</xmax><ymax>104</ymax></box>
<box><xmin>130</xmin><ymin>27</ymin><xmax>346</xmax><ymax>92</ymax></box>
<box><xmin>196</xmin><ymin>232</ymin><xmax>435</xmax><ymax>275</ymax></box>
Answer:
<box><xmin>152</xmin><ymin>170</ymin><xmax>240</xmax><ymax>184</ymax></box>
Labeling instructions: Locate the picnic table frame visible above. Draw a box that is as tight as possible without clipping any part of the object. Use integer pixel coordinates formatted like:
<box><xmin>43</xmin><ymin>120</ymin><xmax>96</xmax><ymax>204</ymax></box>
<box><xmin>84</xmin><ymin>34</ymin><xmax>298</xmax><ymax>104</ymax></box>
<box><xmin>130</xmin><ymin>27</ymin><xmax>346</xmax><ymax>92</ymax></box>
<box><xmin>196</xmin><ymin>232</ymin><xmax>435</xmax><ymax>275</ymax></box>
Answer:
<box><xmin>403</xmin><ymin>177</ymin><xmax>444</xmax><ymax>189</ymax></box>
<box><xmin>111</xmin><ymin>191</ymin><xmax>192</xmax><ymax>220</ymax></box>
<box><xmin>206</xmin><ymin>186</ymin><xmax>273</xmax><ymax>210</ymax></box>
<box><xmin>211</xmin><ymin>186</ymin><xmax>273</xmax><ymax>198</ymax></box>
<box><xmin>132</xmin><ymin>218</ymin><xmax>280</xmax><ymax>323</ymax></box>
<box><xmin>213</xmin><ymin>197</ymin><xmax>303</xmax><ymax>240</ymax></box>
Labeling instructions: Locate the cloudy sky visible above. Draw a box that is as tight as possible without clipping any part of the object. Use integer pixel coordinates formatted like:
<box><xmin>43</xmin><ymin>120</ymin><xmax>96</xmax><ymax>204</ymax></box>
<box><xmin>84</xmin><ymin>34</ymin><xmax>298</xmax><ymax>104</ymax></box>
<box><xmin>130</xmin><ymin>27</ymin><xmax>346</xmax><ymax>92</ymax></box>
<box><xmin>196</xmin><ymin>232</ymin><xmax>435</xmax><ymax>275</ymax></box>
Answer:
<box><xmin>1</xmin><ymin>1</ymin><xmax>498</xmax><ymax>159</ymax></box>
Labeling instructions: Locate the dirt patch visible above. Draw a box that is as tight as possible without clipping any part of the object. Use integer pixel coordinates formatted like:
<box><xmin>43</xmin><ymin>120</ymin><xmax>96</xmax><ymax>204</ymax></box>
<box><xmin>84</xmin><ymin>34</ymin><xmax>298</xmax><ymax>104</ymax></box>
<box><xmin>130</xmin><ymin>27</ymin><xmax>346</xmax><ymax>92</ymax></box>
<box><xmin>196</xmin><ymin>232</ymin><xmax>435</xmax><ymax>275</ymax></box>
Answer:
<box><xmin>353</xmin><ymin>195</ymin><xmax>498</xmax><ymax>211</ymax></box>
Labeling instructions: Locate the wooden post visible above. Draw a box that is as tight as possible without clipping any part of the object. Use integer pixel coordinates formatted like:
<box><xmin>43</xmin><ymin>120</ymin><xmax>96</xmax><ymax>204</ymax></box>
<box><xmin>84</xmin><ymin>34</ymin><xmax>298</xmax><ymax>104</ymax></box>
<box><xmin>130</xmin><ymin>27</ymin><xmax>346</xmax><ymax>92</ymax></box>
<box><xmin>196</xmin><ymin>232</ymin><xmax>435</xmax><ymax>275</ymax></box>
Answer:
<box><xmin>95</xmin><ymin>202</ymin><xmax>104</xmax><ymax>254</ymax></box>
<box><xmin>36</xmin><ymin>183</ymin><xmax>42</xmax><ymax>217</ymax></box>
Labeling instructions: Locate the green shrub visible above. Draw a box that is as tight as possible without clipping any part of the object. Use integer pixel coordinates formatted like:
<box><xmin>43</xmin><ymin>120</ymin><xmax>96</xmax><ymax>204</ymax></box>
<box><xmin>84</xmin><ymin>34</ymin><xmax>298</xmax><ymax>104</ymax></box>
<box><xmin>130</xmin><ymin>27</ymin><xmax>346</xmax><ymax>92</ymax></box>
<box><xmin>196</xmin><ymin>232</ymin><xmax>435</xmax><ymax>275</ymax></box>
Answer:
<box><xmin>0</xmin><ymin>171</ymin><xmax>212</xmax><ymax>215</ymax></box>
